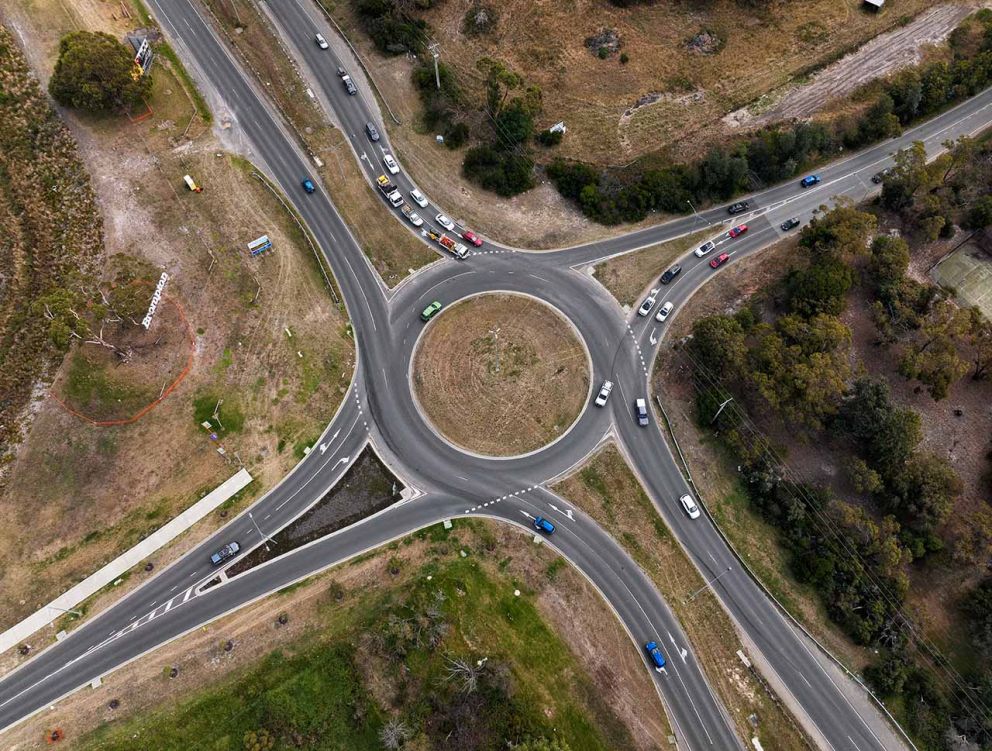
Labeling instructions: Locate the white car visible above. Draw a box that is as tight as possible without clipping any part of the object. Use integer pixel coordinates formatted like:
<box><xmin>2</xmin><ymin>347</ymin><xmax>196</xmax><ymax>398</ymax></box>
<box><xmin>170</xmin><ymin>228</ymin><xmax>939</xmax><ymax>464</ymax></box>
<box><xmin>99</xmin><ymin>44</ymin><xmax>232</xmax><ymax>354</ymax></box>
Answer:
<box><xmin>638</xmin><ymin>294</ymin><xmax>657</xmax><ymax>317</ymax></box>
<box><xmin>694</xmin><ymin>240</ymin><xmax>716</xmax><ymax>258</ymax></box>
<box><xmin>315</xmin><ymin>33</ymin><xmax>329</xmax><ymax>50</ymax></box>
<box><xmin>383</xmin><ymin>154</ymin><xmax>399</xmax><ymax>175</ymax></box>
<box><xmin>679</xmin><ymin>493</ymin><xmax>701</xmax><ymax>520</ymax></box>
<box><xmin>436</xmin><ymin>214</ymin><xmax>455</xmax><ymax>231</ymax></box>
<box><xmin>410</xmin><ymin>188</ymin><xmax>428</xmax><ymax>208</ymax></box>
<box><xmin>594</xmin><ymin>380</ymin><xmax>613</xmax><ymax>407</ymax></box>
<box><xmin>655</xmin><ymin>302</ymin><xmax>674</xmax><ymax>322</ymax></box>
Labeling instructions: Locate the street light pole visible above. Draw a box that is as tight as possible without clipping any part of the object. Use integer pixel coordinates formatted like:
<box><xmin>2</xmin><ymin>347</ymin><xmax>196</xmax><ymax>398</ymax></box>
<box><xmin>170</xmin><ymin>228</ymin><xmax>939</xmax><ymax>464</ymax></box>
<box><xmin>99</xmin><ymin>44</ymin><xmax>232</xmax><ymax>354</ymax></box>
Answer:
<box><xmin>248</xmin><ymin>511</ymin><xmax>274</xmax><ymax>552</ymax></box>
<box><xmin>687</xmin><ymin>199</ymin><xmax>700</xmax><ymax>231</ymax></box>
<box><xmin>48</xmin><ymin>605</ymin><xmax>83</xmax><ymax>617</ymax></box>
<box><xmin>688</xmin><ymin>566</ymin><xmax>732</xmax><ymax>601</ymax></box>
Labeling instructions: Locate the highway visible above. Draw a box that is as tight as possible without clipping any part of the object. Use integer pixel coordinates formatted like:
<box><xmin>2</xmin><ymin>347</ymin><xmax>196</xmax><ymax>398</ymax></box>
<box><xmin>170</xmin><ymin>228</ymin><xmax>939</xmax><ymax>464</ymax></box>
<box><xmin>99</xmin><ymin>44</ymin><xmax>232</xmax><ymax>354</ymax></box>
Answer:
<box><xmin>3</xmin><ymin>0</ymin><xmax>992</xmax><ymax>746</ymax></box>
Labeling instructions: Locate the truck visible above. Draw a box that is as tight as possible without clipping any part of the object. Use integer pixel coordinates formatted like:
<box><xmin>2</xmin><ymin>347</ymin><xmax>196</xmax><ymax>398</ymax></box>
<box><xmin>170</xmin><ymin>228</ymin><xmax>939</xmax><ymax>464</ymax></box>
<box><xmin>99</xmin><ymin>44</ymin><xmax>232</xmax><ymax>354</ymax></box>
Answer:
<box><xmin>437</xmin><ymin>234</ymin><xmax>469</xmax><ymax>259</ymax></box>
<box><xmin>341</xmin><ymin>74</ymin><xmax>357</xmax><ymax>95</ymax></box>
<box><xmin>401</xmin><ymin>204</ymin><xmax>423</xmax><ymax>227</ymax></box>
<box><xmin>376</xmin><ymin>175</ymin><xmax>403</xmax><ymax>207</ymax></box>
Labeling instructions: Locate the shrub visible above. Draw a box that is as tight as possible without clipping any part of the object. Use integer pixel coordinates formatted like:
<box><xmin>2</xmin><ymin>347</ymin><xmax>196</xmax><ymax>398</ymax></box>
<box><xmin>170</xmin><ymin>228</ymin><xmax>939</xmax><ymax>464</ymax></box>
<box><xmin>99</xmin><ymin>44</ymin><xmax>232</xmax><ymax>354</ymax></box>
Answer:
<box><xmin>462</xmin><ymin>145</ymin><xmax>534</xmax><ymax>196</ymax></box>
<box><xmin>535</xmin><ymin>129</ymin><xmax>563</xmax><ymax>147</ymax></box>
<box><xmin>49</xmin><ymin>31</ymin><xmax>151</xmax><ymax>111</ymax></box>
<box><xmin>443</xmin><ymin>121</ymin><xmax>469</xmax><ymax>149</ymax></box>
<box><xmin>619</xmin><ymin>52</ymin><xmax>630</xmax><ymax>65</ymax></box>
<box><xmin>462</xmin><ymin>2</ymin><xmax>499</xmax><ymax>36</ymax></box>
<box><xmin>355</xmin><ymin>0</ymin><xmax>430</xmax><ymax>55</ymax></box>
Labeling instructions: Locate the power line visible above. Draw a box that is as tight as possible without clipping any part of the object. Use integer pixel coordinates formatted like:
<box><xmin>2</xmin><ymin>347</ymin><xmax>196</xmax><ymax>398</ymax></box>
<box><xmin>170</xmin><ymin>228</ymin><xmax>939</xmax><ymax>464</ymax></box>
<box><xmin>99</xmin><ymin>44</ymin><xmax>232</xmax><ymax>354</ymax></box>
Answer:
<box><xmin>677</xmin><ymin>344</ymin><xmax>992</xmax><ymax>725</ymax></box>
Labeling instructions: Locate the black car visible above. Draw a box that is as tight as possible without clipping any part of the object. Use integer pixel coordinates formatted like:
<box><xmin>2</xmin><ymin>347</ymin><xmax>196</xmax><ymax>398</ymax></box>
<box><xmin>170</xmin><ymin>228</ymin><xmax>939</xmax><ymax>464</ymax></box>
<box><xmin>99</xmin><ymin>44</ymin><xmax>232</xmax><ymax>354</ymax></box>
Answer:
<box><xmin>727</xmin><ymin>201</ymin><xmax>749</xmax><ymax>215</ymax></box>
<box><xmin>871</xmin><ymin>168</ymin><xmax>891</xmax><ymax>184</ymax></box>
<box><xmin>336</xmin><ymin>66</ymin><xmax>346</xmax><ymax>77</ymax></box>
<box><xmin>660</xmin><ymin>265</ymin><xmax>682</xmax><ymax>285</ymax></box>
<box><xmin>780</xmin><ymin>217</ymin><xmax>800</xmax><ymax>231</ymax></box>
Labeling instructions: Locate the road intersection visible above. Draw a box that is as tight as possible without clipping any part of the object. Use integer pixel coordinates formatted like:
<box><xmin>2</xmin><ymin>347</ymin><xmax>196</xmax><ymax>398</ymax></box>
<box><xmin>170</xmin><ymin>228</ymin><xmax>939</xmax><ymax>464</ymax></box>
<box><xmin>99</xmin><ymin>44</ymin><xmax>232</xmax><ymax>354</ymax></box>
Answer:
<box><xmin>4</xmin><ymin>0</ymin><xmax>992</xmax><ymax>746</ymax></box>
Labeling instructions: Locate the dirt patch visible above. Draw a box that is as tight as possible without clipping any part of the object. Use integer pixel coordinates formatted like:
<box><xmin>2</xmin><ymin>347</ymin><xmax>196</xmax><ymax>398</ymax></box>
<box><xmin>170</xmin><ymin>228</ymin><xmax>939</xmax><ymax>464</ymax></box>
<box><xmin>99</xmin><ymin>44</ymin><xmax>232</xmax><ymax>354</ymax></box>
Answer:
<box><xmin>595</xmin><ymin>229</ymin><xmax>713</xmax><ymax>308</ymax></box>
<box><xmin>725</xmin><ymin>3</ymin><xmax>984</xmax><ymax>129</ymax></box>
<box><xmin>553</xmin><ymin>443</ymin><xmax>812</xmax><ymax>749</ymax></box>
<box><xmin>3</xmin><ymin>520</ymin><xmax>670</xmax><ymax>751</ymax></box>
<box><xmin>228</xmin><ymin>448</ymin><xmax>401</xmax><ymax>575</ymax></box>
<box><xmin>413</xmin><ymin>294</ymin><xmax>590</xmax><ymax>456</ymax></box>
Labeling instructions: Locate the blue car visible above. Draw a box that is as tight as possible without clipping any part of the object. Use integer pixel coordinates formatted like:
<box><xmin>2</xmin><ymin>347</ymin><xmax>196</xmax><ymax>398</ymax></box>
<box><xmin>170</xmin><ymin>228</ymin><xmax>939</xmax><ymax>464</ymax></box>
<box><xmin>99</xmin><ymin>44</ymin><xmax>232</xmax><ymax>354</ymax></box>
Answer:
<box><xmin>644</xmin><ymin>641</ymin><xmax>666</xmax><ymax>670</ymax></box>
<box><xmin>800</xmin><ymin>174</ymin><xmax>821</xmax><ymax>188</ymax></box>
<box><xmin>302</xmin><ymin>178</ymin><xmax>316</xmax><ymax>194</ymax></box>
<box><xmin>533</xmin><ymin>516</ymin><xmax>555</xmax><ymax>535</ymax></box>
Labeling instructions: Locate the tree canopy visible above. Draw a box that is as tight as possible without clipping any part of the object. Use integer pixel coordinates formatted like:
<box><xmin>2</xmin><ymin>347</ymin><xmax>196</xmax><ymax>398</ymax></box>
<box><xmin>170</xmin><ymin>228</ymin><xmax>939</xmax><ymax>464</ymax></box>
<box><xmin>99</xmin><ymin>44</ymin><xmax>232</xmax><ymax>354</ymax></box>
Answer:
<box><xmin>49</xmin><ymin>31</ymin><xmax>150</xmax><ymax>112</ymax></box>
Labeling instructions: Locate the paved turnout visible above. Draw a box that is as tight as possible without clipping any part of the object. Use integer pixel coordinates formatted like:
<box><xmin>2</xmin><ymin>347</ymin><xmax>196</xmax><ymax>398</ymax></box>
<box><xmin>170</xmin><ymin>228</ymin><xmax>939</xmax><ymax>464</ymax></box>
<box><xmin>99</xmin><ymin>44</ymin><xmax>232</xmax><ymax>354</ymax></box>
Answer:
<box><xmin>3</xmin><ymin>0</ymin><xmax>992</xmax><ymax>747</ymax></box>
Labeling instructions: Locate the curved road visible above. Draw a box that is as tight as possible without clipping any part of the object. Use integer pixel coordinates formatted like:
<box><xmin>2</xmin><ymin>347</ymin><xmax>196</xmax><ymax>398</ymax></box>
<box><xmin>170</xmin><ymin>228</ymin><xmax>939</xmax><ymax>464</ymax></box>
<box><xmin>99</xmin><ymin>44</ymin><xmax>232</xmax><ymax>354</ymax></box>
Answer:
<box><xmin>3</xmin><ymin>0</ymin><xmax>992</xmax><ymax>747</ymax></box>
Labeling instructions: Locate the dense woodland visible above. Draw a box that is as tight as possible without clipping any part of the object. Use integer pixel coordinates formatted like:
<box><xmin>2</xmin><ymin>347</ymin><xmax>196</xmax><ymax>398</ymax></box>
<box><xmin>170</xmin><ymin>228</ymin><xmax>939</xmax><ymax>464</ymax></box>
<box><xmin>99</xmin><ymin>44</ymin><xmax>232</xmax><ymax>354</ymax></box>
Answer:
<box><xmin>685</xmin><ymin>134</ymin><xmax>992</xmax><ymax>749</ymax></box>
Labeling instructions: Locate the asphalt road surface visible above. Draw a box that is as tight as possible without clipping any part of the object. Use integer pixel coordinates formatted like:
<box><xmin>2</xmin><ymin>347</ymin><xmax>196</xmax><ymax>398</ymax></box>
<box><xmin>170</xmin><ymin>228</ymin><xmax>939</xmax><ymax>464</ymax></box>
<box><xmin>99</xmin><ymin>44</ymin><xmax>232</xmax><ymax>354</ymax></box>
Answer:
<box><xmin>4</xmin><ymin>0</ymin><xmax>992</xmax><ymax>747</ymax></box>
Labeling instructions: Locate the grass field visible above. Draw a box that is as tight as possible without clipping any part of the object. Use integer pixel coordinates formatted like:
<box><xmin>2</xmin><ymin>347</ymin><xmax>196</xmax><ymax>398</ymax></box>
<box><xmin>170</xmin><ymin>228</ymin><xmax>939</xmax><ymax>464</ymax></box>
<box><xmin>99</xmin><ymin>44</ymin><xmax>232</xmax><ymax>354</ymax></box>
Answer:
<box><xmin>412</xmin><ymin>294</ymin><xmax>590</xmax><ymax>456</ymax></box>
<box><xmin>61</xmin><ymin>520</ymin><xmax>666</xmax><ymax>751</ymax></box>
<box><xmin>553</xmin><ymin>444</ymin><xmax>812</xmax><ymax>750</ymax></box>
<box><xmin>932</xmin><ymin>240</ymin><xmax>992</xmax><ymax>321</ymax></box>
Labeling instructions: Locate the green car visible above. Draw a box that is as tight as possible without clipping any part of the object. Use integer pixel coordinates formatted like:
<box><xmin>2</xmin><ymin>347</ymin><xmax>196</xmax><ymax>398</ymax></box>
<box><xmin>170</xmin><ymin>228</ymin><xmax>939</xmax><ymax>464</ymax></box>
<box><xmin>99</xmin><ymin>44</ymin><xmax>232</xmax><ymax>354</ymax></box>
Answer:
<box><xmin>420</xmin><ymin>301</ymin><xmax>442</xmax><ymax>322</ymax></box>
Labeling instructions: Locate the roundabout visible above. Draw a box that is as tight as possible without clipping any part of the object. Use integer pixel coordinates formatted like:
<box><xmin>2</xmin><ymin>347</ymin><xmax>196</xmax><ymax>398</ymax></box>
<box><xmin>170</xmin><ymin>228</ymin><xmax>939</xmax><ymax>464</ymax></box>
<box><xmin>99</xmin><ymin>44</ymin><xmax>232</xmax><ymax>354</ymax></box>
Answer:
<box><xmin>411</xmin><ymin>293</ymin><xmax>591</xmax><ymax>458</ymax></box>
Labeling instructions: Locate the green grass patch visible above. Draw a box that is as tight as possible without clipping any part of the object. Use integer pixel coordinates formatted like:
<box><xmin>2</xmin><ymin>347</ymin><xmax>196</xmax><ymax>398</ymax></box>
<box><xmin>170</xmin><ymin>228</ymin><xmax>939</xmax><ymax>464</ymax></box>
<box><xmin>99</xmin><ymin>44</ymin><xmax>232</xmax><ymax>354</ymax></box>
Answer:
<box><xmin>76</xmin><ymin>545</ymin><xmax>635</xmax><ymax>751</ymax></box>
<box><xmin>193</xmin><ymin>392</ymin><xmax>245</xmax><ymax>434</ymax></box>
<box><xmin>60</xmin><ymin>352</ymin><xmax>154</xmax><ymax>420</ymax></box>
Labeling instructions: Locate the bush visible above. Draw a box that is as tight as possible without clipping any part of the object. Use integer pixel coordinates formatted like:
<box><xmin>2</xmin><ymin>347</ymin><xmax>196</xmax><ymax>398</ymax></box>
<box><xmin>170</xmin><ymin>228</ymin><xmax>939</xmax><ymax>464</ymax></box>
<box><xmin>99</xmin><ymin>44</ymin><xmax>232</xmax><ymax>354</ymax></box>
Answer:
<box><xmin>49</xmin><ymin>31</ymin><xmax>151</xmax><ymax>112</ymax></box>
<box><xmin>535</xmin><ymin>129</ymin><xmax>563</xmax><ymax>147</ymax></box>
<box><xmin>462</xmin><ymin>145</ymin><xmax>534</xmax><ymax>196</ymax></box>
<box><xmin>462</xmin><ymin>2</ymin><xmax>499</xmax><ymax>36</ymax></box>
<box><xmin>620</xmin><ymin>52</ymin><xmax>630</xmax><ymax>64</ymax></box>
<box><xmin>443</xmin><ymin>121</ymin><xmax>469</xmax><ymax>149</ymax></box>
<box><xmin>356</xmin><ymin>0</ymin><xmax>430</xmax><ymax>55</ymax></box>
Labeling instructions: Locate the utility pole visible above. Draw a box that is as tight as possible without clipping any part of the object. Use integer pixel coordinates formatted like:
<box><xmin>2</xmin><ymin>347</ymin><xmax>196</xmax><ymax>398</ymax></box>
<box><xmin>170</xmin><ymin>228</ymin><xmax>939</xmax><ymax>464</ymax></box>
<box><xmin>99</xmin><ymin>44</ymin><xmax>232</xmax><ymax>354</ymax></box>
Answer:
<box><xmin>710</xmin><ymin>396</ymin><xmax>733</xmax><ymax>424</ymax></box>
<box><xmin>688</xmin><ymin>566</ymin><xmax>732</xmax><ymax>601</ymax></box>
<box><xmin>428</xmin><ymin>42</ymin><xmax>441</xmax><ymax>90</ymax></box>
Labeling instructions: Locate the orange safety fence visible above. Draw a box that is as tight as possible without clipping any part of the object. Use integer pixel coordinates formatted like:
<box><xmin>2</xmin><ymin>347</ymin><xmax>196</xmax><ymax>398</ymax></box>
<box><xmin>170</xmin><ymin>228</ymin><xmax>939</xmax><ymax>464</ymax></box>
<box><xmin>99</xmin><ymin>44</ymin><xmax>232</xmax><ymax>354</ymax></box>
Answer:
<box><xmin>49</xmin><ymin>291</ymin><xmax>195</xmax><ymax>427</ymax></box>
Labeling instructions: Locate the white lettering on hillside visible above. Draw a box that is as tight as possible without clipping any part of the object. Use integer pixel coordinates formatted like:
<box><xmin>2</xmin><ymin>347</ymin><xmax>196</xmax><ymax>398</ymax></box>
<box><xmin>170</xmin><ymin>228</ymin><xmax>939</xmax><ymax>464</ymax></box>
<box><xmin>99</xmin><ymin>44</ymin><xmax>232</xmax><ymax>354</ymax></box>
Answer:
<box><xmin>142</xmin><ymin>272</ymin><xmax>170</xmax><ymax>329</ymax></box>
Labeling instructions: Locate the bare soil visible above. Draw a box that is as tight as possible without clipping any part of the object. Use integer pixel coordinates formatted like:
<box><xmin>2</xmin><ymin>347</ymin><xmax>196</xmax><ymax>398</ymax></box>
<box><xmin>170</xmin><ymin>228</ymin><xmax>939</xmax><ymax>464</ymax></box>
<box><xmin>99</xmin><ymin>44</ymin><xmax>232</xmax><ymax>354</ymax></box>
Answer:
<box><xmin>2</xmin><ymin>520</ymin><xmax>670</xmax><ymax>751</ymax></box>
<box><xmin>0</xmin><ymin>0</ymin><xmax>353</xmax><ymax>636</ymax></box>
<box><xmin>553</xmin><ymin>443</ymin><xmax>812</xmax><ymax>750</ymax></box>
<box><xmin>412</xmin><ymin>293</ymin><xmax>590</xmax><ymax>456</ymax></box>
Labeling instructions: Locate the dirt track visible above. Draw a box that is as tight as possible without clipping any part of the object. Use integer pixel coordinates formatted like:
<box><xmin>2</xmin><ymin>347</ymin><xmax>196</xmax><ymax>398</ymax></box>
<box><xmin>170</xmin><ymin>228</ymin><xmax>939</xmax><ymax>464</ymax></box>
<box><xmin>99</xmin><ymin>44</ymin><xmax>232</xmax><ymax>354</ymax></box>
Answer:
<box><xmin>725</xmin><ymin>3</ymin><xmax>987</xmax><ymax>129</ymax></box>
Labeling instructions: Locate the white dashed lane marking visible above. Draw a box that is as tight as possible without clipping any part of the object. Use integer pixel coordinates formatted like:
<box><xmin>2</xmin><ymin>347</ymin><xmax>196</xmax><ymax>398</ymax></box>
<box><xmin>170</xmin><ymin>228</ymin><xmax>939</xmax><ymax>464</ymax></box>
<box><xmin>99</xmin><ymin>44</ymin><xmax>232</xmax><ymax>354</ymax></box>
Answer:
<box><xmin>462</xmin><ymin>485</ymin><xmax>544</xmax><ymax>513</ymax></box>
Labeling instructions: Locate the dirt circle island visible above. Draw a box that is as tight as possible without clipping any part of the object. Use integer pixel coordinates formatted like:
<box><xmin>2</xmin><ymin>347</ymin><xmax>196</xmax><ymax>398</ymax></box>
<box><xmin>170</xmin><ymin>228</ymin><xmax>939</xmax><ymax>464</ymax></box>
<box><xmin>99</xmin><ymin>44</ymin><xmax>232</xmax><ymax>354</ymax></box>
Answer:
<box><xmin>412</xmin><ymin>293</ymin><xmax>591</xmax><ymax>457</ymax></box>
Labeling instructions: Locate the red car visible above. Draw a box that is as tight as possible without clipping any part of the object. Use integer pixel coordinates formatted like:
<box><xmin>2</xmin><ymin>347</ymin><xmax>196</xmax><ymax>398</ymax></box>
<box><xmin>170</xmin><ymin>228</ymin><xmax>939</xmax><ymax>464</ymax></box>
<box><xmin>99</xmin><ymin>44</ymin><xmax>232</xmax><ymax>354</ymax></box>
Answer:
<box><xmin>461</xmin><ymin>230</ymin><xmax>483</xmax><ymax>247</ymax></box>
<box><xmin>728</xmin><ymin>224</ymin><xmax>748</xmax><ymax>238</ymax></box>
<box><xmin>709</xmin><ymin>252</ymin><xmax>730</xmax><ymax>269</ymax></box>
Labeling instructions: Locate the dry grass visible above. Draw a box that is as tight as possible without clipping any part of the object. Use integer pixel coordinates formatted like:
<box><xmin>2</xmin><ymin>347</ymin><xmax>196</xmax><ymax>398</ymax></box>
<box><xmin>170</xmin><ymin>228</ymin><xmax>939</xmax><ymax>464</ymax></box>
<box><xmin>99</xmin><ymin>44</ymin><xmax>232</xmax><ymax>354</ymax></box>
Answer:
<box><xmin>595</xmin><ymin>229</ymin><xmax>714</xmax><ymax>307</ymax></box>
<box><xmin>365</xmin><ymin>0</ymin><xmax>941</xmax><ymax>167</ymax></box>
<box><xmin>553</xmin><ymin>443</ymin><xmax>813</xmax><ymax>750</ymax></box>
<box><xmin>0</xmin><ymin>1</ymin><xmax>354</xmax><ymax>635</ymax></box>
<box><xmin>3</xmin><ymin>520</ymin><xmax>671</xmax><ymax>751</ymax></box>
<box><xmin>412</xmin><ymin>294</ymin><xmax>589</xmax><ymax>456</ymax></box>
<box><xmin>201</xmin><ymin>0</ymin><xmax>436</xmax><ymax>285</ymax></box>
